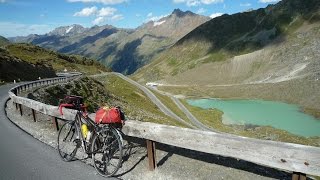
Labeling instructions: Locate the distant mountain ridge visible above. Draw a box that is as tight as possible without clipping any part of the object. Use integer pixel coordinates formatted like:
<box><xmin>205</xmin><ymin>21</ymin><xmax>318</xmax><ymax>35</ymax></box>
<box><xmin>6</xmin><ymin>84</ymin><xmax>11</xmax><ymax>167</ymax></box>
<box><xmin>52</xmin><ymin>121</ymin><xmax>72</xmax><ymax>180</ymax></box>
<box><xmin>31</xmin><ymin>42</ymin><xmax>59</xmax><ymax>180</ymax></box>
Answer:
<box><xmin>47</xmin><ymin>24</ymin><xmax>86</xmax><ymax>36</ymax></box>
<box><xmin>10</xmin><ymin>9</ymin><xmax>209</xmax><ymax>74</ymax></box>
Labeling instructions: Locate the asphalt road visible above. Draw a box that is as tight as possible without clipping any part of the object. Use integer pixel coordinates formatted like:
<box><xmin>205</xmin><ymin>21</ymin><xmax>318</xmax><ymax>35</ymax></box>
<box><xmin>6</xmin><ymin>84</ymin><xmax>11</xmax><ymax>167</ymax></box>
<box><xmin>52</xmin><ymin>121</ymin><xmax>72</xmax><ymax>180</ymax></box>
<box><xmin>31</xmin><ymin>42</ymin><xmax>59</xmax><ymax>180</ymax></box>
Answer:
<box><xmin>170</xmin><ymin>96</ymin><xmax>217</xmax><ymax>132</ymax></box>
<box><xmin>113</xmin><ymin>73</ymin><xmax>194</xmax><ymax>128</ymax></box>
<box><xmin>0</xmin><ymin>83</ymin><xmax>114</xmax><ymax>180</ymax></box>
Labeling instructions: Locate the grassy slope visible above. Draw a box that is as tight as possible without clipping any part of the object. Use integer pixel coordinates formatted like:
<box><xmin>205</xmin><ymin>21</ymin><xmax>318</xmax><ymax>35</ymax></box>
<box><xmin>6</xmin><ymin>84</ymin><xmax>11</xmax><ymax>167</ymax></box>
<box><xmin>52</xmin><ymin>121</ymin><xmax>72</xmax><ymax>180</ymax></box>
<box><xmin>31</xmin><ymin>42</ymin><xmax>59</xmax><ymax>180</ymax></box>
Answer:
<box><xmin>6</xmin><ymin>43</ymin><xmax>109</xmax><ymax>74</ymax></box>
<box><xmin>0</xmin><ymin>36</ymin><xmax>10</xmax><ymax>46</ymax></box>
<box><xmin>93</xmin><ymin>74</ymin><xmax>188</xmax><ymax>127</ymax></box>
<box><xmin>0</xmin><ymin>43</ymin><xmax>110</xmax><ymax>83</ymax></box>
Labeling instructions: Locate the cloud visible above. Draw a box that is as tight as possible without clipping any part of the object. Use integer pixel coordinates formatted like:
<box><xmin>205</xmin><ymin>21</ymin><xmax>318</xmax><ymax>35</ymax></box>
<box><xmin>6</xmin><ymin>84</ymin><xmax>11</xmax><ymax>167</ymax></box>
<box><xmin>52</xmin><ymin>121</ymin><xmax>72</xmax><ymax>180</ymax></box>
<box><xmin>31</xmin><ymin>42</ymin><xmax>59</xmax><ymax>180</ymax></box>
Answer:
<box><xmin>210</xmin><ymin>12</ymin><xmax>223</xmax><ymax>18</ymax></box>
<box><xmin>73</xmin><ymin>6</ymin><xmax>98</xmax><ymax>16</ymax></box>
<box><xmin>67</xmin><ymin>0</ymin><xmax>126</xmax><ymax>5</ymax></box>
<box><xmin>240</xmin><ymin>3</ymin><xmax>251</xmax><ymax>6</ymax></box>
<box><xmin>0</xmin><ymin>0</ymin><xmax>6</xmax><ymax>3</ymax></box>
<box><xmin>0</xmin><ymin>22</ymin><xmax>54</xmax><ymax>37</ymax></box>
<box><xmin>259</xmin><ymin>0</ymin><xmax>280</xmax><ymax>3</ymax></box>
<box><xmin>197</xmin><ymin>8</ymin><xmax>206</xmax><ymax>14</ymax></box>
<box><xmin>147</xmin><ymin>12</ymin><xmax>153</xmax><ymax>17</ymax></box>
<box><xmin>201</xmin><ymin>0</ymin><xmax>223</xmax><ymax>4</ymax></box>
<box><xmin>92</xmin><ymin>16</ymin><xmax>105</xmax><ymax>25</ymax></box>
<box><xmin>110</xmin><ymin>14</ymin><xmax>123</xmax><ymax>21</ymax></box>
<box><xmin>73</xmin><ymin>6</ymin><xmax>123</xmax><ymax>25</ymax></box>
<box><xmin>173</xmin><ymin>0</ymin><xmax>223</xmax><ymax>6</ymax></box>
<box><xmin>98</xmin><ymin>7</ymin><xmax>117</xmax><ymax>16</ymax></box>
<box><xmin>187</xmin><ymin>0</ymin><xmax>200</xmax><ymax>6</ymax></box>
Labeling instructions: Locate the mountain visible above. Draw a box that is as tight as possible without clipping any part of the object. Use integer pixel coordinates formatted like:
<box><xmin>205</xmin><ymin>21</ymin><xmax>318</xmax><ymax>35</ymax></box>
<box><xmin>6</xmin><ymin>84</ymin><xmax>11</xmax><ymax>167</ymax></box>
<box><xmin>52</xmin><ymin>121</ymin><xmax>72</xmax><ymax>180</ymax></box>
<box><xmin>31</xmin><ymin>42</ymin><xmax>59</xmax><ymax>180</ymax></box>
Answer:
<box><xmin>47</xmin><ymin>24</ymin><xmax>86</xmax><ymax>36</ymax></box>
<box><xmin>133</xmin><ymin>0</ymin><xmax>320</xmax><ymax>111</ymax></box>
<box><xmin>10</xmin><ymin>9</ymin><xmax>209</xmax><ymax>74</ymax></box>
<box><xmin>0</xmin><ymin>43</ymin><xmax>109</xmax><ymax>83</ymax></box>
<box><xmin>134</xmin><ymin>0</ymin><xmax>320</xmax><ymax>82</ymax></box>
<box><xmin>106</xmin><ymin>9</ymin><xmax>210</xmax><ymax>74</ymax></box>
<box><xmin>0</xmin><ymin>36</ymin><xmax>10</xmax><ymax>46</ymax></box>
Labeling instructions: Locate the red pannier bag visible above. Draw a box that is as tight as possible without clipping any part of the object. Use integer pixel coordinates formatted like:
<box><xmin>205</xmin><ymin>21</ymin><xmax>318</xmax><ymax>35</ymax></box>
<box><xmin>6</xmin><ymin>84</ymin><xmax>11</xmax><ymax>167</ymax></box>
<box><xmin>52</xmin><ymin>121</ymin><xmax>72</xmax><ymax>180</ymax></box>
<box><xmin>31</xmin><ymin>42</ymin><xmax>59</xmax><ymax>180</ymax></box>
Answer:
<box><xmin>95</xmin><ymin>107</ymin><xmax>122</xmax><ymax>124</ymax></box>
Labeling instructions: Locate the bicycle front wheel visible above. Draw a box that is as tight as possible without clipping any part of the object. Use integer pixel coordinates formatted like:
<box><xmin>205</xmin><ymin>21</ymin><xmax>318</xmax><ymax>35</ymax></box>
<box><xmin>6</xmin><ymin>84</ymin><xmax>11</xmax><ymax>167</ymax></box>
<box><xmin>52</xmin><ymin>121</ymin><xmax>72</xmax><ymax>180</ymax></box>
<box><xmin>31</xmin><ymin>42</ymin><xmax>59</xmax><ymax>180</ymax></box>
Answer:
<box><xmin>91</xmin><ymin>127</ymin><xmax>123</xmax><ymax>177</ymax></box>
<box><xmin>57</xmin><ymin>121</ymin><xmax>81</xmax><ymax>162</ymax></box>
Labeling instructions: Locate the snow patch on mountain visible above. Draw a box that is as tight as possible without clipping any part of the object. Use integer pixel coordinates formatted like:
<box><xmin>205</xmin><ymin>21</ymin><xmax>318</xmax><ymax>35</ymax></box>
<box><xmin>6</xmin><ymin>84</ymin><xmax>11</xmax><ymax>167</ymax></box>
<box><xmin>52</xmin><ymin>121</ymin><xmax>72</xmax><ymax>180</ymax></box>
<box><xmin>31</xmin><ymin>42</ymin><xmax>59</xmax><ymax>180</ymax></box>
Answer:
<box><xmin>66</xmin><ymin>26</ymin><xmax>74</xmax><ymax>34</ymax></box>
<box><xmin>153</xmin><ymin>20</ymin><xmax>166</xmax><ymax>27</ymax></box>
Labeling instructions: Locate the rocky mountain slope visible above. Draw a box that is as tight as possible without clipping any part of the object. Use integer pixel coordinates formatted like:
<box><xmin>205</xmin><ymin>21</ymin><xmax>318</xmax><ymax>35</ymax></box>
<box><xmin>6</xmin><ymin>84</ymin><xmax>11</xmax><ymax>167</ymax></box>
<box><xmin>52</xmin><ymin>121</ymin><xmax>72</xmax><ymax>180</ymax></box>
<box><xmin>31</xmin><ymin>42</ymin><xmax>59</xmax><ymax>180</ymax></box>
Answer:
<box><xmin>0</xmin><ymin>43</ymin><xmax>109</xmax><ymax>83</ymax></box>
<box><xmin>134</xmin><ymin>0</ymin><xmax>320</xmax><ymax>83</ymax></box>
<box><xmin>10</xmin><ymin>9</ymin><xmax>209</xmax><ymax>75</ymax></box>
<box><xmin>133</xmin><ymin>0</ymin><xmax>320</xmax><ymax>112</ymax></box>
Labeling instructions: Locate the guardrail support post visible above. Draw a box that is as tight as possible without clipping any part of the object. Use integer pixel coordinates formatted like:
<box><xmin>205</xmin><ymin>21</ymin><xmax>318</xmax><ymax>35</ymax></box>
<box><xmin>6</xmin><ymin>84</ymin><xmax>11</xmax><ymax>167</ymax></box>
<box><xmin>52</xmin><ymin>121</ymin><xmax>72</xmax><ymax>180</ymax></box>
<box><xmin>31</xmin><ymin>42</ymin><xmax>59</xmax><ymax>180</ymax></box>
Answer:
<box><xmin>52</xmin><ymin>117</ymin><xmax>59</xmax><ymax>131</ymax></box>
<box><xmin>292</xmin><ymin>172</ymin><xmax>306</xmax><ymax>180</ymax></box>
<box><xmin>146</xmin><ymin>140</ymin><xmax>156</xmax><ymax>171</ymax></box>
<box><xmin>32</xmin><ymin>109</ymin><xmax>37</xmax><ymax>122</ymax></box>
<box><xmin>18</xmin><ymin>104</ymin><xmax>23</xmax><ymax>116</ymax></box>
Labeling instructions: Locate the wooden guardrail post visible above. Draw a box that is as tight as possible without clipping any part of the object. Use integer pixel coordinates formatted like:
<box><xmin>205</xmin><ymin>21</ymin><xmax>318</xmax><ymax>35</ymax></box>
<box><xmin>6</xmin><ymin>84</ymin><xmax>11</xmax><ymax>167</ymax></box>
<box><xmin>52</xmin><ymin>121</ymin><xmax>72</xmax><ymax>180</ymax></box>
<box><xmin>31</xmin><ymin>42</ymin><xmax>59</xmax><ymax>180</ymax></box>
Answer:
<box><xmin>146</xmin><ymin>140</ymin><xmax>156</xmax><ymax>171</ymax></box>
<box><xmin>32</xmin><ymin>109</ymin><xmax>37</xmax><ymax>122</ymax></box>
<box><xmin>52</xmin><ymin>117</ymin><xmax>59</xmax><ymax>131</ymax></box>
<box><xmin>292</xmin><ymin>172</ymin><xmax>306</xmax><ymax>180</ymax></box>
<box><xmin>18</xmin><ymin>104</ymin><xmax>23</xmax><ymax>116</ymax></box>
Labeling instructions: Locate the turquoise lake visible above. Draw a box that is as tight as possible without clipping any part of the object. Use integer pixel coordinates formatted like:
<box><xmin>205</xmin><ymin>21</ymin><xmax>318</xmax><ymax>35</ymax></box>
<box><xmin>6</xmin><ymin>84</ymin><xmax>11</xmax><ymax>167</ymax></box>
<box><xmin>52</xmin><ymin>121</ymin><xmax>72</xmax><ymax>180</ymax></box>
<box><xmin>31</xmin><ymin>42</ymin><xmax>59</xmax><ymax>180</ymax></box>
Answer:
<box><xmin>187</xmin><ymin>99</ymin><xmax>320</xmax><ymax>137</ymax></box>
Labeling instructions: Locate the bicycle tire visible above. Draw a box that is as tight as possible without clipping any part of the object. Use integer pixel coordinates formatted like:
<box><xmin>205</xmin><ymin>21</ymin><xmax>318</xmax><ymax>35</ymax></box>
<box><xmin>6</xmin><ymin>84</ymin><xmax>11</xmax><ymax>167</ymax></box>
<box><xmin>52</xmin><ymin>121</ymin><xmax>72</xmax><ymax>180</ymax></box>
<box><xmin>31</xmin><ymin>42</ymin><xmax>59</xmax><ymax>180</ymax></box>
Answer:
<box><xmin>57</xmin><ymin>121</ymin><xmax>80</xmax><ymax>162</ymax></box>
<box><xmin>91</xmin><ymin>127</ymin><xmax>123</xmax><ymax>177</ymax></box>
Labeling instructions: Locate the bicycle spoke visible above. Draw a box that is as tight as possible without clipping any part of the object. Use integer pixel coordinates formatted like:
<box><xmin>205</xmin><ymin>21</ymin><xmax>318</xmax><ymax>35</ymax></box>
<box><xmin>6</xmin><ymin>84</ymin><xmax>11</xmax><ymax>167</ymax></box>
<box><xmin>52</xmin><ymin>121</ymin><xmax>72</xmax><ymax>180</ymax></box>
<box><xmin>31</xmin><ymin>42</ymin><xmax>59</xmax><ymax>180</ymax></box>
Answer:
<box><xmin>58</xmin><ymin>121</ymin><xmax>80</xmax><ymax>162</ymax></box>
<box><xmin>92</xmin><ymin>128</ymin><xmax>123</xmax><ymax>177</ymax></box>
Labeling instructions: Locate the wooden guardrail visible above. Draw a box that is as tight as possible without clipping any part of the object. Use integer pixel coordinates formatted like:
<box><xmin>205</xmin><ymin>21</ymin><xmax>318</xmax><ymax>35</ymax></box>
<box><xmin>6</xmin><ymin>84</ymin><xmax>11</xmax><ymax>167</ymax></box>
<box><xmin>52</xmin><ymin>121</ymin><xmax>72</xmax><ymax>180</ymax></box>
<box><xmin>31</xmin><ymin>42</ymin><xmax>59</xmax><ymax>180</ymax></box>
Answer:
<box><xmin>7</xmin><ymin>75</ymin><xmax>320</xmax><ymax>179</ymax></box>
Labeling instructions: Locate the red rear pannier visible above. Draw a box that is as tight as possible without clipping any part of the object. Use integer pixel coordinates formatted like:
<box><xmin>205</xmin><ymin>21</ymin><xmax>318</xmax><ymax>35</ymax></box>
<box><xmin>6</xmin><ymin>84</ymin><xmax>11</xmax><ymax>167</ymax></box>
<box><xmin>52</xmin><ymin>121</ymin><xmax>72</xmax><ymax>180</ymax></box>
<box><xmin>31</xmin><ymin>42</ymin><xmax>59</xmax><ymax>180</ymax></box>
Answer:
<box><xmin>95</xmin><ymin>107</ymin><xmax>122</xmax><ymax>124</ymax></box>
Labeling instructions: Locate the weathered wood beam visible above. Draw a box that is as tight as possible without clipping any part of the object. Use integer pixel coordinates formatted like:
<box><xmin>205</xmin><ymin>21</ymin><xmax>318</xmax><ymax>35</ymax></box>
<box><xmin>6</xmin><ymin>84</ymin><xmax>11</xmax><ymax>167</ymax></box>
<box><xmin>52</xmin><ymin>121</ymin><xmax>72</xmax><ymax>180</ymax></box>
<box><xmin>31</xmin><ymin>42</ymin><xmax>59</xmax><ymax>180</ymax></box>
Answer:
<box><xmin>18</xmin><ymin>104</ymin><xmax>23</xmax><ymax>116</ymax></box>
<box><xmin>32</xmin><ymin>109</ymin><xmax>36</xmax><ymax>122</ymax></box>
<box><xmin>147</xmin><ymin>140</ymin><xmax>156</xmax><ymax>171</ymax></box>
<box><xmin>122</xmin><ymin>121</ymin><xmax>320</xmax><ymax>176</ymax></box>
<box><xmin>52</xmin><ymin>117</ymin><xmax>59</xmax><ymax>131</ymax></box>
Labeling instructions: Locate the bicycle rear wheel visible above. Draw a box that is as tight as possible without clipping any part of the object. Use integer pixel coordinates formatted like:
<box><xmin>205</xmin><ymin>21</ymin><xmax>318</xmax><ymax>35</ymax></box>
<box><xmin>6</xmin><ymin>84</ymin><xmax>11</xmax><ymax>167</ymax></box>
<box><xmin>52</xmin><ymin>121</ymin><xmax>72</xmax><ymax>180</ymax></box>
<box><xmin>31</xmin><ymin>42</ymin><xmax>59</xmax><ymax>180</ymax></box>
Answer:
<box><xmin>57</xmin><ymin>121</ymin><xmax>81</xmax><ymax>162</ymax></box>
<box><xmin>91</xmin><ymin>127</ymin><xmax>123</xmax><ymax>177</ymax></box>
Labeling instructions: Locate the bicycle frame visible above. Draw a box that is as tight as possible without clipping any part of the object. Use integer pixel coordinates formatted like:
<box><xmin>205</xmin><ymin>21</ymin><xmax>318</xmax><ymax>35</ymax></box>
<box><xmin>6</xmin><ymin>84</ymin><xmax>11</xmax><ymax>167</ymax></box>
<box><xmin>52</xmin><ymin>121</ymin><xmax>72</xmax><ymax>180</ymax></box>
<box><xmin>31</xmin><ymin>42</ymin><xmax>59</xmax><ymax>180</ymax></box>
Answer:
<box><xmin>73</xmin><ymin>110</ymin><xmax>124</xmax><ymax>154</ymax></box>
<box><xmin>58</xmin><ymin>102</ymin><xmax>125</xmax><ymax>177</ymax></box>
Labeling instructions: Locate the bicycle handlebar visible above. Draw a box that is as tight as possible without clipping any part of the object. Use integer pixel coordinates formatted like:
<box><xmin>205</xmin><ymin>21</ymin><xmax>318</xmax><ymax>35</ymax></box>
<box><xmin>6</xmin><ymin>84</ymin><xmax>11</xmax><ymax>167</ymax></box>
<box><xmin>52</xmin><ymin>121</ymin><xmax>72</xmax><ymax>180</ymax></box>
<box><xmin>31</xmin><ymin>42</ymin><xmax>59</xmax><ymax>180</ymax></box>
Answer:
<box><xmin>59</xmin><ymin>103</ymin><xmax>87</xmax><ymax>115</ymax></box>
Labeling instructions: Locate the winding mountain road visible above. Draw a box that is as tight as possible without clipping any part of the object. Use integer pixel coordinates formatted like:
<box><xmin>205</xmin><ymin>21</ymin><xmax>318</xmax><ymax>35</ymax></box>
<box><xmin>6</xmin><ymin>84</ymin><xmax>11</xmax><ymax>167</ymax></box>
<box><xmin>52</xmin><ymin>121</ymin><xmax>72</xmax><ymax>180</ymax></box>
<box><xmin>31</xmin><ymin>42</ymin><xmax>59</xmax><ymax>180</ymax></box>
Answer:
<box><xmin>93</xmin><ymin>73</ymin><xmax>215</xmax><ymax>131</ymax></box>
<box><xmin>112</xmin><ymin>73</ymin><xmax>218</xmax><ymax>132</ymax></box>
<box><xmin>170</xmin><ymin>96</ymin><xmax>217</xmax><ymax>132</ymax></box>
<box><xmin>112</xmin><ymin>73</ymin><xmax>195</xmax><ymax>128</ymax></box>
<box><xmin>0</xmin><ymin>83</ymin><xmax>112</xmax><ymax>180</ymax></box>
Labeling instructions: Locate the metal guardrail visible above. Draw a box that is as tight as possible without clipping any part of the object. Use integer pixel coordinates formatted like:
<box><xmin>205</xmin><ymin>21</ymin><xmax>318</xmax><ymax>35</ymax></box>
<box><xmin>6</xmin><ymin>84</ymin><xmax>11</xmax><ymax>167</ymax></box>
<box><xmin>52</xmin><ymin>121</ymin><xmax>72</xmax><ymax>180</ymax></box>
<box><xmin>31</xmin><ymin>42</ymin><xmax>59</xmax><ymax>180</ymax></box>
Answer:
<box><xmin>7</xmin><ymin>74</ymin><xmax>320</xmax><ymax>179</ymax></box>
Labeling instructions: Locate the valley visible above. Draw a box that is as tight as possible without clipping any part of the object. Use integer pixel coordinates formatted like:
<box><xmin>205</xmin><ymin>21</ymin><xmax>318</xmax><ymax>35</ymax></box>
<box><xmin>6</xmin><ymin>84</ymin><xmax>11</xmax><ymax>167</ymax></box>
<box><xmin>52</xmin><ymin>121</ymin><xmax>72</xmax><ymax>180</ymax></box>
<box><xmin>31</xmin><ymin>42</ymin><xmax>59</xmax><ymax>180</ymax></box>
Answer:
<box><xmin>2</xmin><ymin>0</ymin><xmax>320</xmax><ymax>146</ymax></box>
<box><xmin>2</xmin><ymin>0</ymin><xmax>320</xmax><ymax>178</ymax></box>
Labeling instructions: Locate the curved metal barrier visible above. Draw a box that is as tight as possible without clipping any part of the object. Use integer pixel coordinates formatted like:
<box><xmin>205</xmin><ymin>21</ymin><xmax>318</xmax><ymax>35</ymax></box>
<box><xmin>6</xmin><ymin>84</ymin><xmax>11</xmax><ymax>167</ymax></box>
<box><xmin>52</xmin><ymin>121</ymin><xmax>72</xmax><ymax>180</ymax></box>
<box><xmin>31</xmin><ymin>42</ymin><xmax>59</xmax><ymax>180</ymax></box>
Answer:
<box><xmin>7</xmin><ymin>74</ymin><xmax>320</xmax><ymax>179</ymax></box>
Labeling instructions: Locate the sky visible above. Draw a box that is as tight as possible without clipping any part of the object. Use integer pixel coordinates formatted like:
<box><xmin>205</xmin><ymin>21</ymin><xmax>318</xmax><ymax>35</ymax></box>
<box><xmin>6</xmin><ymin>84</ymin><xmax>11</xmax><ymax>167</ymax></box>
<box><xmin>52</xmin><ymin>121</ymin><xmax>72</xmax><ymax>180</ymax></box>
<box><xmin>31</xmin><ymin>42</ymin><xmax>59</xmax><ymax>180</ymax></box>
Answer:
<box><xmin>0</xmin><ymin>0</ymin><xmax>281</xmax><ymax>37</ymax></box>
